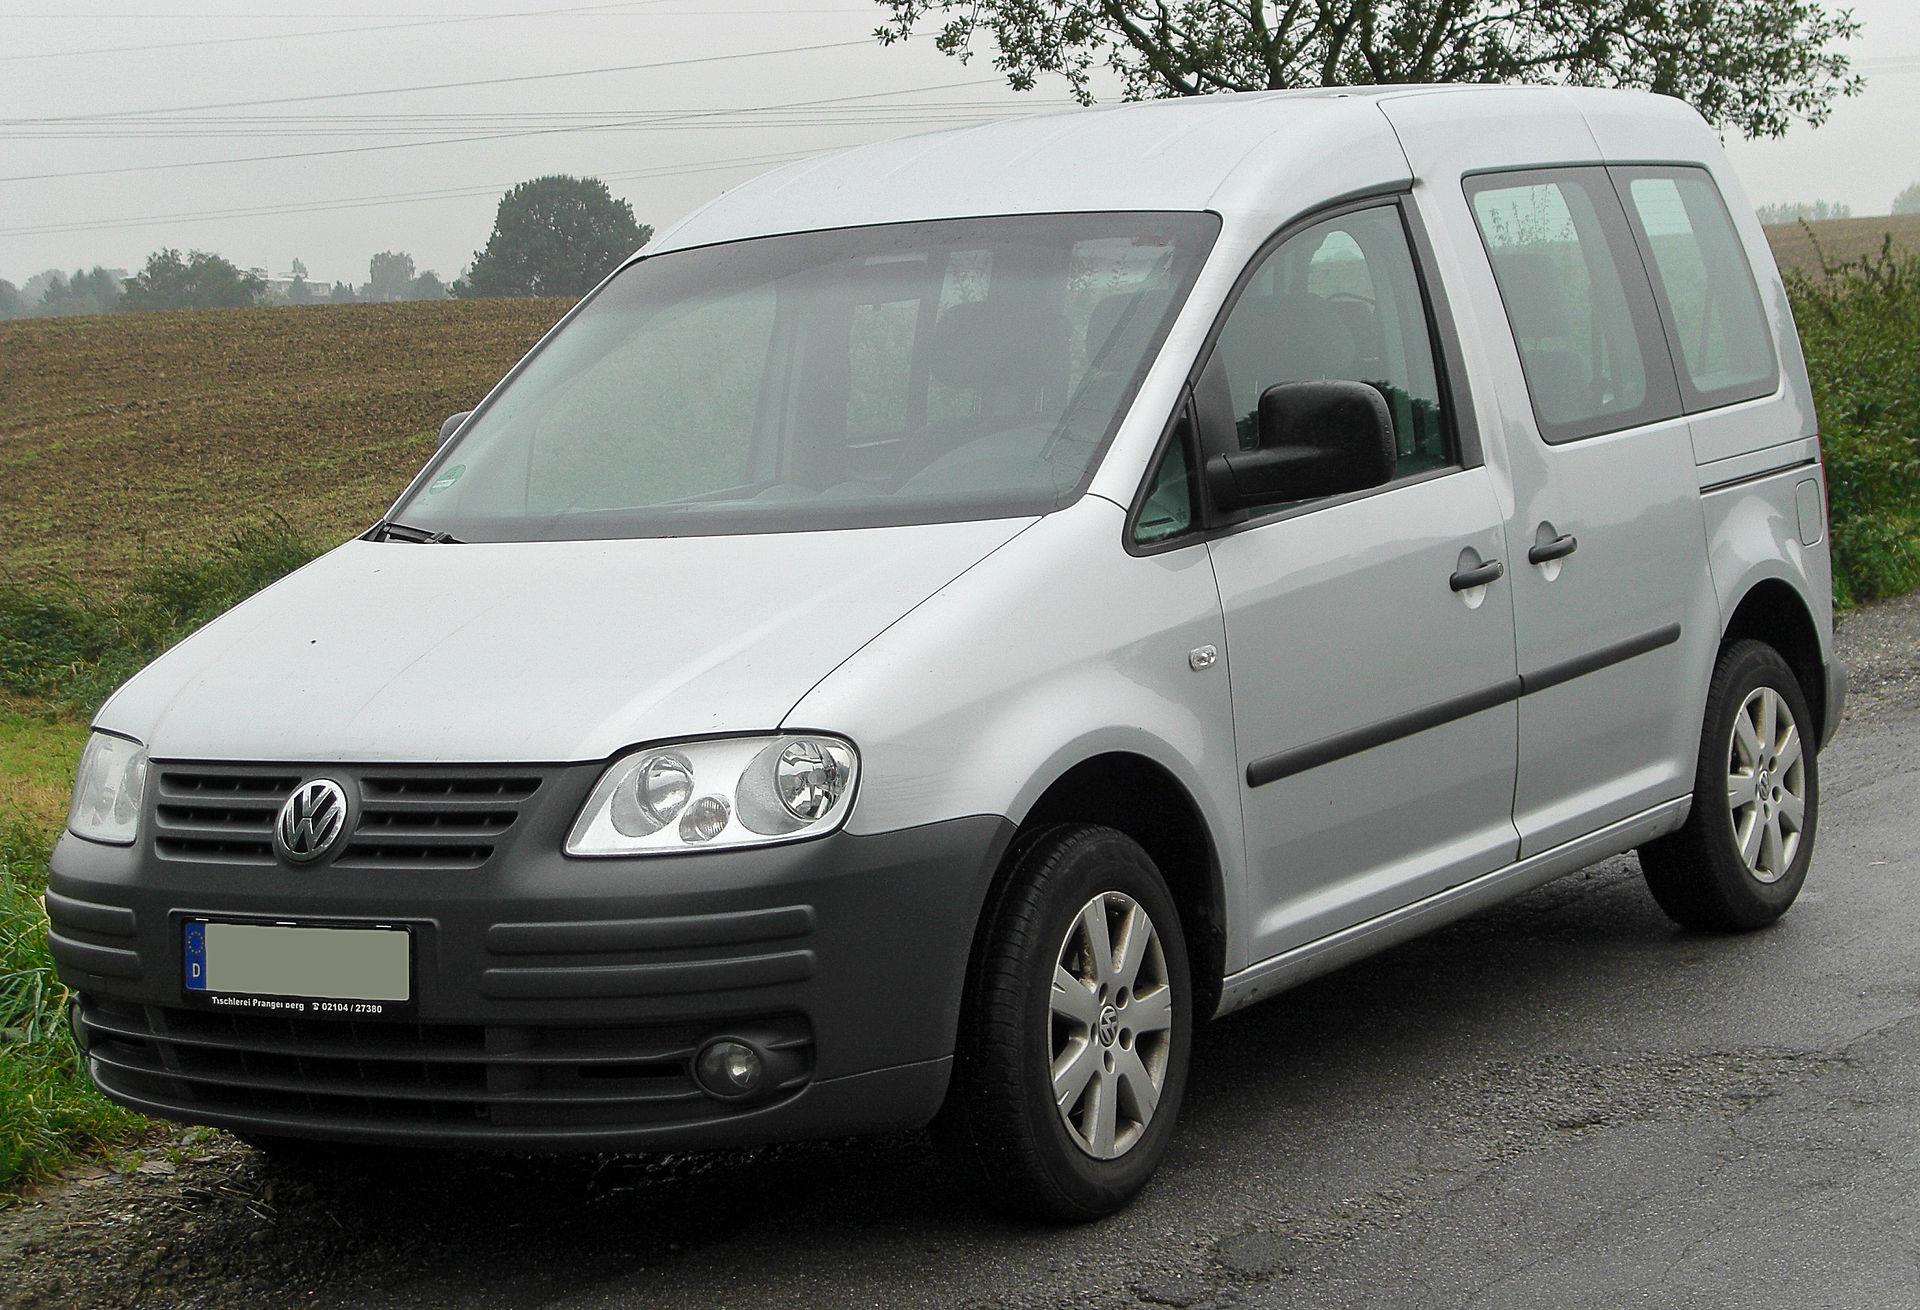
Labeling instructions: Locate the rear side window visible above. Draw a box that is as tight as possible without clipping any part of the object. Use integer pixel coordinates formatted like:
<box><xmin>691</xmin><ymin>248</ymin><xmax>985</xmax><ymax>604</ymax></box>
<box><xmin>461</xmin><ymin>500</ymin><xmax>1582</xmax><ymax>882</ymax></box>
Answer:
<box><xmin>1615</xmin><ymin>167</ymin><xmax>1779</xmax><ymax>410</ymax></box>
<box><xmin>1466</xmin><ymin>168</ymin><xmax>1679</xmax><ymax>443</ymax></box>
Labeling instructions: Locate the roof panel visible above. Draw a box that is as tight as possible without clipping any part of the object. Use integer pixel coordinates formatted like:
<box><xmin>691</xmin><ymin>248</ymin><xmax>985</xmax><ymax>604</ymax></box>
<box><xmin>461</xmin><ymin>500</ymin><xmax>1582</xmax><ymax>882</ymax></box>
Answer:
<box><xmin>649</xmin><ymin>91</ymin><xmax>1407</xmax><ymax>251</ymax></box>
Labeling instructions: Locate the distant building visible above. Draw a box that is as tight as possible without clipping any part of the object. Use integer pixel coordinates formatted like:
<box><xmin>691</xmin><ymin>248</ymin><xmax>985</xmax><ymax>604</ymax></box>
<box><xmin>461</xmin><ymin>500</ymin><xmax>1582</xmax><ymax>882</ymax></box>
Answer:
<box><xmin>258</xmin><ymin>274</ymin><xmax>334</xmax><ymax>304</ymax></box>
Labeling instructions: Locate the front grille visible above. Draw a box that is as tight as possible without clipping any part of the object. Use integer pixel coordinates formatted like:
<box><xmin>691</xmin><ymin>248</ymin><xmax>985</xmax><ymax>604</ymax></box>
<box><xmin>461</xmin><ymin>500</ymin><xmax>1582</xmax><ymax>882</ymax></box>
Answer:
<box><xmin>151</xmin><ymin>763</ymin><xmax>545</xmax><ymax>870</ymax></box>
<box><xmin>152</xmin><ymin>767</ymin><xmax>297</xmax><ymax>864</ymax></box>
<box><xmin>338</xmin><ymin>772</ymin><xmax>539</xmax><ymax>871</ymax></box>
<box><xmin>80</xmin><ymin>997</ymin><xmax>812</xmax><ymax>1132</ymax></box>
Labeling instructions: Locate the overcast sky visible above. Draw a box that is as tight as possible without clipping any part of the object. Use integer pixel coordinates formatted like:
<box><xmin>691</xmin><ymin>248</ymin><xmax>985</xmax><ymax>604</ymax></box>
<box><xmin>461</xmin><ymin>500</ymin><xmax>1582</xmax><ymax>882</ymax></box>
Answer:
<box><xmin>3</xmin><ymin>0</ymin><xmax>1916</xmax><ymax>286</ymax></box>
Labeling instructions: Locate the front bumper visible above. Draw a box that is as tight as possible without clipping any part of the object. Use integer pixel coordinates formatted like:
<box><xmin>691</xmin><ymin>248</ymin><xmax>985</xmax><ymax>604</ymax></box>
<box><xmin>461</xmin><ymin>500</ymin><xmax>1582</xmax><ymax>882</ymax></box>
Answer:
<box><xmin>46</xmin><ymin>770</ymin><xmax>1011</xmax><ymax>1151</ymax></box>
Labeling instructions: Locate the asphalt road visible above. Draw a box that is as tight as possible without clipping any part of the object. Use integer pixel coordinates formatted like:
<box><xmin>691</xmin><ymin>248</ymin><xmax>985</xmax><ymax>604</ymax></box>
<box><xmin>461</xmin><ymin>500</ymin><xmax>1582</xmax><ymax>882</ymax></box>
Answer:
<box><xmin>5</xmin><ymin>598</ymin><xmax>1917</xmax><ymax>1310</ymax></box>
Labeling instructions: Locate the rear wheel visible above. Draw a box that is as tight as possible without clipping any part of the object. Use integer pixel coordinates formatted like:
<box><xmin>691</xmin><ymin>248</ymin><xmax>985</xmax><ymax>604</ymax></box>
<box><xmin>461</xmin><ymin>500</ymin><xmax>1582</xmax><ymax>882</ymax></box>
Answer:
<box><xmin>937</xmin><ymin>824</ymin><xmax>1192</xmax><ymax>1221</ymax></box>
<box><xmin>1639</xmin><ymin>639</ymin><xmax>1819</xmax><ymax>931</ymax></box>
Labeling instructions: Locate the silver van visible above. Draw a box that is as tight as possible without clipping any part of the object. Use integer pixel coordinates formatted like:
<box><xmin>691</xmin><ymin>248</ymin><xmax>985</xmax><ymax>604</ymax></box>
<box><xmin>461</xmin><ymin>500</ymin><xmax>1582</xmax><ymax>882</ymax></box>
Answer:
<box><xmin>50</xmin><ymin>86</ymin><xmax>1843</xmax><ymax>1219</ymax></box>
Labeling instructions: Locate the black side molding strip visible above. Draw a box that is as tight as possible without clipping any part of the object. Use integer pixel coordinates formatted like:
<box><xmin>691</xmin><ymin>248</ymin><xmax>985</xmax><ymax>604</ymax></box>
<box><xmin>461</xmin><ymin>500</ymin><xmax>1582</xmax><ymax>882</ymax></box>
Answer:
<box><xmin>1245</xmin><ymin>623</ymin><xmax>1682</xmax><ymax>789</ymax></box>
<box><xmin>1246</xmin><ymin>678</ymin><xmax>1522</xmax><ymax>788</ymax></box>
<box><xmin>1518</xmin><ymin>622</ymin><xmax>1681</xmax><ymax>697</ymax></box>
<box><xmin>1698</xmin><ymin>455</ymin><xmax>1817</xmax><ymax>494</ymax></box>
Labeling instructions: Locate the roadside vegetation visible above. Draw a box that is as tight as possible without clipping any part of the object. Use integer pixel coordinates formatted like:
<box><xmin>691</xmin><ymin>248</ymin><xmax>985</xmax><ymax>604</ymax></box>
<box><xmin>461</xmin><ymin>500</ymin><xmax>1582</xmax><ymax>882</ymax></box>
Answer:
<box><xmin>2</xmin><ymin>792</ymin><xmax>147</xmax><ymax>1186</ymax></box>
<box><xmin>0</xmin><ymin>529</ymin><xmax>323</xmax><ymax>1188</ymax></box>
<box><xmin>1787</xmin><ymin>239</ymin><xmax>1920</xmax><ymax>605</ymax></box>
<box><xmin>1</xmin><ymin>222</ymin><xmax>1917</xmax><ymax>1191</ymax></box>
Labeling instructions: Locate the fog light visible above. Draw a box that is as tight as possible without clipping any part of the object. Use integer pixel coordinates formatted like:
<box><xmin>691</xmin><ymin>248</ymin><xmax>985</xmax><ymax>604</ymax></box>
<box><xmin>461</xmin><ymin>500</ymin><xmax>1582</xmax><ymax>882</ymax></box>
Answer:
<box><xmin>694</xmin><ymin>1038</ymin><xmax>766</xmax><ymax>1100</ymax></box>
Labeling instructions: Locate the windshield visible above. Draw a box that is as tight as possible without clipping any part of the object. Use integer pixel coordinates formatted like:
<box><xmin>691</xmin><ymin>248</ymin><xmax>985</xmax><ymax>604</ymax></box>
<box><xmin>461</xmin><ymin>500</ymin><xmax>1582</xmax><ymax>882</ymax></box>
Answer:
<box><xmin>391</xmin><ymin>211</ymin><xmax>1220</xmax><ymax>540</ymax></box>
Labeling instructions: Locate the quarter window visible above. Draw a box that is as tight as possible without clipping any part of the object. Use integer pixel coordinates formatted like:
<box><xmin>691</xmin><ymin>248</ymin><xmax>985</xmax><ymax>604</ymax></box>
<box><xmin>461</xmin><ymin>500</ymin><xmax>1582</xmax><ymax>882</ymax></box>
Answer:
<box><xmin>1204</xmin><ymin>203</ymin><xmax>1457</xmax><ymax>514</ymax></box>
<box><xmin>1466</xmin><ymin>168</ymin><xmax>1679</xmax><ymax>442</ymax></box>
<box><xmin>1616</xmin><ymin>168</ymin><xmax>1779</xmax><ymax>409</ymax></box>
<box><xmin>1132</xmin><ymin>423</ymin><xmax>1197</xmax><ymax>545</ymax></box>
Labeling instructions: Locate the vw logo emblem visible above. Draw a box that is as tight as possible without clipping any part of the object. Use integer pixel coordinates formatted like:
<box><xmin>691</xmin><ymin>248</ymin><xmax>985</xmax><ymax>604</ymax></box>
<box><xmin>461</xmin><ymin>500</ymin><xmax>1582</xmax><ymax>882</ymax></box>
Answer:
<box><xmin>275</xmin><ymin>778</ymin><xmax>349</xmax><ymax>865</ymax></box>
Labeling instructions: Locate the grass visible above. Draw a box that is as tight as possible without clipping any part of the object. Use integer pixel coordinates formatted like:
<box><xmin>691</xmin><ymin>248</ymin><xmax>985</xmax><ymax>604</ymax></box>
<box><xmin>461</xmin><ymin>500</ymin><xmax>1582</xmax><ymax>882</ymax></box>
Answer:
<box><xmin>0</xmin><ymin>520</ymin><xmax>322</xmax><ymax>716</ymax></box>
<box><xmin>1</xmin><ymin>715</ymin><xmax>146</xmax><ymax>1188</ymax></box>
<box><xmin>0</xmin><ymin>526</ymin><xmax>331</xmax><ymax>1191</ymax></box>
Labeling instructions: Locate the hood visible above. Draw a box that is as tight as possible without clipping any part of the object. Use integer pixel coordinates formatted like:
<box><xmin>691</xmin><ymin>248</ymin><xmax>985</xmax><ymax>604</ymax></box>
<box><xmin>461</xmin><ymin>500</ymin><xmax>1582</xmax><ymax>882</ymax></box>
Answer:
<box><xmin>99</xmin><ymin>520</ymin><xmax>1031</xmax><ymax>764</ymax></box>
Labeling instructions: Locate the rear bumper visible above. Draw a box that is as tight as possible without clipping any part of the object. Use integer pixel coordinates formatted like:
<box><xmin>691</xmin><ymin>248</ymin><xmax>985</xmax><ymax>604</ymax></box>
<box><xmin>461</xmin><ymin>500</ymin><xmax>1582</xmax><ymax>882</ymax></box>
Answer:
<box><xmin>1821</xmin><ymin>657</ymin><xmax>1848</xmax><ymax>749</ymax></box>
<box><xmin>47</xmin><ymin>808</ymin><xmax>1012</xmax><ymax>1150</ymax></box>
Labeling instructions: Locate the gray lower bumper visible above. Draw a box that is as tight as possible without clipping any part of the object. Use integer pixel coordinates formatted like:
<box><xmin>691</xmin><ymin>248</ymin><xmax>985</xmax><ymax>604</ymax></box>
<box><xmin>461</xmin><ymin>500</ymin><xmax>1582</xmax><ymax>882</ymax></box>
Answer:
<box><xmin>48</xmin><ymin>809</ymin><xmax>1013</xmax><ymax>1150</ymax></box>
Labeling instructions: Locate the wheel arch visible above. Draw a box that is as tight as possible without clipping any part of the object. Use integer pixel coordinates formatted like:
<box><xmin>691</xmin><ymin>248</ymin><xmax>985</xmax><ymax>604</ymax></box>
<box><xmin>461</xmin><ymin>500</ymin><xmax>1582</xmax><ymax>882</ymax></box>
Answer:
<box><xmin>1721</xmin><ymin>575</ymin><xmax>1829</xmax><ymax>743</ymax></box>
<box><xmin>1006</xmin><ymin>750</ymin><xmax>1229</xmax><ymax>1022</ymax></box>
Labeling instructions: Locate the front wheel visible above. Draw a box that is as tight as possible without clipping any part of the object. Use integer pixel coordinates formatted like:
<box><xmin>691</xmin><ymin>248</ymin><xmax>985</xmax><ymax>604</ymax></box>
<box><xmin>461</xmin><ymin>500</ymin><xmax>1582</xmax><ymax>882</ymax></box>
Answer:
<box><xmin>937</xmin><ymin>824</ymin><xmax>1192</xmax><ymax>1221</ymax></box>
<box><xmin>1639</xmin><ymin>639</ymin><xmax>1819</xmax><ymax>931</ymax></box>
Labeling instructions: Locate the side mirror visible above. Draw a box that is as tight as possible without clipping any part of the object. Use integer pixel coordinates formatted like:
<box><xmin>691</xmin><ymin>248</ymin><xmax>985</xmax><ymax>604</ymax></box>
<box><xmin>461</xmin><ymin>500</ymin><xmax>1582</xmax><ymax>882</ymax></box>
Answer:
<box><xmin>1204</xmin><ymin>380</ymin><xmax>1395</xmax><ymax>513</ymax></box>
<box><xmin>438</xmin><ymin>410</ymin><xmax>473</xmax><ymax>447</ymax></box>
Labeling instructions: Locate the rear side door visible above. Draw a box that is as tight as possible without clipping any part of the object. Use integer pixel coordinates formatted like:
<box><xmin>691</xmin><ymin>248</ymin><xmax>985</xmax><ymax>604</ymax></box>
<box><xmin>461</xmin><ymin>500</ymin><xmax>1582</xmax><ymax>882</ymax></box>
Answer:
<box><xmin>1195</xmin><ymin>199</ymin><xmax>1522</xmax><ymax>961</ymax></box>
<box><xmin>1457</xmin><ymin>169</ymin><xmax>1718</xmax><ymax>855</ymax></box>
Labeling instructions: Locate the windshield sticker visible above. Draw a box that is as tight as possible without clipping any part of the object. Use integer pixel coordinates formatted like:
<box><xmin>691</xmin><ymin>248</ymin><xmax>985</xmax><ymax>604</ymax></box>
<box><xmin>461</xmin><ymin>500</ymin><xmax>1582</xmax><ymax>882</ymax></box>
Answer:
<box><xmin>427</xmin><ymin>464</ymin><xmax>465</xmax><ymax>495</ymax></box>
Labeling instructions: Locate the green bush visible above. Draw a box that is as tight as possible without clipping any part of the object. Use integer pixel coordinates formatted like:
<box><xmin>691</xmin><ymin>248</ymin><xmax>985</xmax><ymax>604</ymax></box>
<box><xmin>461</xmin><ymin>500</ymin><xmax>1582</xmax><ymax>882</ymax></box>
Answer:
<box><xmin>1788</xmin><ymin>239</ymin><xmax>1920</xmax><ymax>606</ymax></box>
<box><xmin>1</xmin><ymin>818</ymin><xmax>145</xmax><ymax>1186</ymax></box>
<box><xmin>0</xmin><ymin>521</ymin><xmax>320</xmax><ymax>717</ymax></box>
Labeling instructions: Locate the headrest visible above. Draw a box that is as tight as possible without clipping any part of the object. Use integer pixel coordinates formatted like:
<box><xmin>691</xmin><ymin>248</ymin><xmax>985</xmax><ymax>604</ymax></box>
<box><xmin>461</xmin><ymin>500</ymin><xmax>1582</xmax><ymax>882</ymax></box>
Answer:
<box><xmin>930</xmin><ymin>299</ymin><xmax>1070</xmax><ymax>391</ymax></box>
<box><xmin>1084</xmin><ymin>292</ymin><xmax>1161</xmax><ymax>374</ymax></box>
<box><xmin>1491</xmin><ymin>247</ymin><xmax>1575</xmax><ymax>340</ymax></box>
<box><xmin>1218</xmin><ymin>292</ymin><xmax>1360</xmax><ymax>388</ymax></box>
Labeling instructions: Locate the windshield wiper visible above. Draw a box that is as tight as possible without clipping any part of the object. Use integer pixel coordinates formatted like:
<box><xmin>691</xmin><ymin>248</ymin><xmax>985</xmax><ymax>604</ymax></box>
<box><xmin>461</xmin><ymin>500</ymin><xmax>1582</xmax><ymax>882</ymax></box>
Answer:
<box><xmin>367</xmin><ymin>520</ymin><xmax>461</xmax><ymax>544</ymax></box>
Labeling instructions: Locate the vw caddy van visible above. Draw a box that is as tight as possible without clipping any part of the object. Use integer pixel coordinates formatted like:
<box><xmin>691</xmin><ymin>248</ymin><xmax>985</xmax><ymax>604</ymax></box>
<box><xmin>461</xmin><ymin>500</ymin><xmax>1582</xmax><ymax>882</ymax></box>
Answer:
<box><xmin>50</xmin><ymin>86</ymin><xmax>1844</xmax><ymax>1219</ymax></box>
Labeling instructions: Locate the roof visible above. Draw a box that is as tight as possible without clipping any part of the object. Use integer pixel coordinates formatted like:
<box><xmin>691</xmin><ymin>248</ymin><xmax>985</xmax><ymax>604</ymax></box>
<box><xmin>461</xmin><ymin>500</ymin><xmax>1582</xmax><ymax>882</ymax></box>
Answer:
<box><xmin>647</xmin><ymin>84</ymin><xmax>1702</xmax><ymax>254</ymax></box>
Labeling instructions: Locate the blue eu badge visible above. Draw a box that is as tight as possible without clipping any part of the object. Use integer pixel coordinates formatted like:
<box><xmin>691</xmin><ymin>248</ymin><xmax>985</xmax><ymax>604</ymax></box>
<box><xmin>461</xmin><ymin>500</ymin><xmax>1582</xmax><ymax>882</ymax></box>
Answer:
<box><xmin>183</xmin><ymin>923</ymin><xmax>207</xmax><ymax>991</ymax></box>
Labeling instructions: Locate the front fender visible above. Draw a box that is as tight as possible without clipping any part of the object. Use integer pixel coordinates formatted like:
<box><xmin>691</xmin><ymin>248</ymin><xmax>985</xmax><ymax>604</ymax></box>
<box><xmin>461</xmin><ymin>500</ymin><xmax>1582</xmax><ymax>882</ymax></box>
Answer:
<box><xmin>783</xmin><ymin>498</ymin><xmax>1253</xmax><ymax>969</ymax></box>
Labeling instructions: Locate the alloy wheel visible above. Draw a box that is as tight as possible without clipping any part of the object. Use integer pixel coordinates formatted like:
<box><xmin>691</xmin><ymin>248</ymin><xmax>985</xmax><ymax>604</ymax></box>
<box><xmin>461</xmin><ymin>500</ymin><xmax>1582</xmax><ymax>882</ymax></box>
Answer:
<box><xmin>1726</xmin><ymin>685</ymin><xmax>1806</xmax><ymax>884</ymax></box>
<box><xmin>1048</xmin><ymin>891</ymin><xmax>1175</xmax><ymax>1160</ymax></box>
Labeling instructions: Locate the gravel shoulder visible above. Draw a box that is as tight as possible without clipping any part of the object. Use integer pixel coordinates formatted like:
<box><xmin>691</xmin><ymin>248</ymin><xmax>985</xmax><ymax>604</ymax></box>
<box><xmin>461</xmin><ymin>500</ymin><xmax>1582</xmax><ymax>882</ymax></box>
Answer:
<box><xmin>3</xmin><ymin>592</ymin><xmax>1915</xmax><ymax>1310</ymax></box>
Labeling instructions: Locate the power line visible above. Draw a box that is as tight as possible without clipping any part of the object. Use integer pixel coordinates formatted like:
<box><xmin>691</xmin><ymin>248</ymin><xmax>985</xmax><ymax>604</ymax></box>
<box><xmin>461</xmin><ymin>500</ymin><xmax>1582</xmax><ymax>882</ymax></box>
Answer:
<box><xmin>0</xmin><ymin>0</ymin><xmax>655</xmax><ymax>62</ymax></box>
<box><xmin>0</xmin><ymin>79</ymin><xmax>1025</xmax><ymax>235</ymax></box>
<box><xmin>4</xmin><ymin>104</ymin><xmax>1057</xmax><ymax>141</ymax></box>
<box><xmin>21</xmin><ymin>36</ymin><xmax>877</xmax><ymax>124</ymax></box>
<box><xmin>5</xmin><ymin>117</ymin><xmax>1037</xmax><ymax>140</ymax></box>
<box><xmin>0</xmin><ymin>148</ymin><xmax>829</xmax><ymax>238</ymax></box>
<box><xmin>6</xmin><ymin>6</ymin><xmax>867</xmax><ymax>15</ymax></box>
<box><xmin>0</xmin><ymin>73</ymin><xmax>1018</xmax><ymax>185</ymax></box>
<box><xmin>0</xmin><ymin>1</ymin><xmax>868</xmax><ymax>62</ymax></box>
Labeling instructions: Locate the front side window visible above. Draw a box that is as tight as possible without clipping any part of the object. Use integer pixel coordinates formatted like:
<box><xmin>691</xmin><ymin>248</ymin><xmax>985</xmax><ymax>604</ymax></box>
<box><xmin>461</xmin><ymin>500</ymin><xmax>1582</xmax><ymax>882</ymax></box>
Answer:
<box><xmin>1616</xmin><ymin>168</ymin><xmax>1779</xmax><ymax>409</ymax></box>
<box><xmin>1467</xmin><ymin>168</ymin><xmax>1679</xmax><ymax>442</ymax></box>
<box><xmin>393</xmin><ymin>212</ymin><xmax>1219</xmax><ymax>541</ymax></box>
<box><xmin>1203</xmin><ymin>203</ymin><xmax>1457</xmax><ymax>514</ymax></box>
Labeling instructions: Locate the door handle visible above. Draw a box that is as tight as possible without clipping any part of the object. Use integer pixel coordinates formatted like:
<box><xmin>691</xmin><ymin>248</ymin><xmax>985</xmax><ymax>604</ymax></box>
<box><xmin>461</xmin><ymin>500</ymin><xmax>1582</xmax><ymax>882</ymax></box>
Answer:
<box><xmin>1449</xmin><ymin>559</ymin><xmax>1505</xmax><ymax>591</ymax></box>
<box><xmin>1527</xmin><ymin>533</ymin><xmax>1579</xmax><ymax>565</ymax></box>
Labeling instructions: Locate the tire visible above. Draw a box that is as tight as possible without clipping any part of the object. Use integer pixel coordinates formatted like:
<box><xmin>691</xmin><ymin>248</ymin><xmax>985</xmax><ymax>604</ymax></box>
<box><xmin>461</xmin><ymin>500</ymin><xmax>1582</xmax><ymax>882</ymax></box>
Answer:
<box><xmin>1639</xmin><ymin>639</ymin><xmax>1819</xmax><ymax>931</ymax></box>
<box><xmin>936</xmin><ymin>823</ymin><xmax>1193</xmax><ymax>1221</ymax></box>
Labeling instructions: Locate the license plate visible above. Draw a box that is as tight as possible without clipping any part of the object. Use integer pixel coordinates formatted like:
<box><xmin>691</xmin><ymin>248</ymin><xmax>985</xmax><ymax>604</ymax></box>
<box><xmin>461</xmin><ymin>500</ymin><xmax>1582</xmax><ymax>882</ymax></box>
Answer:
<box><xmin>182</xmin><ymin>919</ymin><xmax>412</xmax><ymax>1016</ymax></box>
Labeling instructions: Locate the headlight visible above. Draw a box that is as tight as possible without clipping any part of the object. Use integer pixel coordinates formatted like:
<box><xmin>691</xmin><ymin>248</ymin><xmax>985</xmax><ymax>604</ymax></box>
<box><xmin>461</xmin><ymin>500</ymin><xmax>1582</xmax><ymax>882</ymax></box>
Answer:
<box><xmin>566</xmin><ymin>735</ymin><xmax>858</xmax><ymax>856</ymax></box>
<box><xmin>66</xmin><ymin>732</ymin><xmax>149</xmax><ymax>846</ymax></box>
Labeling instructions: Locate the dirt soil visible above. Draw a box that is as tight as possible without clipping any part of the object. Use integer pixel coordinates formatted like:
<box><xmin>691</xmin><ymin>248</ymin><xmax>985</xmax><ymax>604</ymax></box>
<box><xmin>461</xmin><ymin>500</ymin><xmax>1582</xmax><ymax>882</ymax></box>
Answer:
<box><xmin>0</xmin><ymin>299</ymin><xmax>568</xmax><ymax>591</ymax></box>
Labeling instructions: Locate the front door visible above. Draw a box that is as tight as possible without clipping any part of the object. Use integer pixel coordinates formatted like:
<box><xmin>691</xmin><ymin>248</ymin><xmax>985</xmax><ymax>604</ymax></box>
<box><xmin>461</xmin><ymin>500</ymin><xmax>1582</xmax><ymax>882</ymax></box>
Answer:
<box><xmin>1199</xmin><ymin>200</ymin><xmax>1522</xmax><ymax>964</ymax></box>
